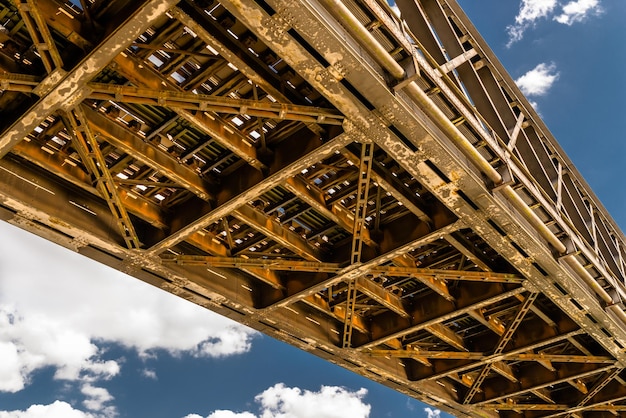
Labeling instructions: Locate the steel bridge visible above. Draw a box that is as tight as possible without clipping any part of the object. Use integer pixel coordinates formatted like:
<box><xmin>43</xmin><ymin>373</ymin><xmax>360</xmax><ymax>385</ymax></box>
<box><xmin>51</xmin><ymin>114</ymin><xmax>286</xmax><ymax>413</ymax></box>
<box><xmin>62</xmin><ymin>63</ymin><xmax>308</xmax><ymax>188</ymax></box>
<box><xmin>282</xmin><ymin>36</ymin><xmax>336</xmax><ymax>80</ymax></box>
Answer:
<box><xmin>1</xmin><ymin>0</ymin><xmax>625</xmax><ymax>416</ymax></box>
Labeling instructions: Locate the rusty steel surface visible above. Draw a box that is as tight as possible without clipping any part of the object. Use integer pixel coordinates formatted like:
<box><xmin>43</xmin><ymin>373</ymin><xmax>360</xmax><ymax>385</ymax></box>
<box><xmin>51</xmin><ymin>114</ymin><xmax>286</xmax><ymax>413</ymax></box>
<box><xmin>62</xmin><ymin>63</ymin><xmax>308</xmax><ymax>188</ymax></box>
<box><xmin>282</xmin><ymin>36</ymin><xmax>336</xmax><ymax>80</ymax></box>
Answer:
<box><xmin>1</xmin><ymin>0</ymin><xmax>626</xmax><ymax>416</ymax></box>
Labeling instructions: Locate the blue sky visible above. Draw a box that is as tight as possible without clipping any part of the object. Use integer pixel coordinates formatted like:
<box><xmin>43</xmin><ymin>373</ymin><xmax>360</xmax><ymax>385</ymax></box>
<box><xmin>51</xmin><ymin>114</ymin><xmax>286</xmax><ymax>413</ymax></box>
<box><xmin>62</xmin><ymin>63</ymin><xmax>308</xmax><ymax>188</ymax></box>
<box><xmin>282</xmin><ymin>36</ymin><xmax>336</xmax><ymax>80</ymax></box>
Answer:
<box><xmin>0</xmin><ymin>1</ymin><xmax>624</xmax><ymax>417</ymax></box>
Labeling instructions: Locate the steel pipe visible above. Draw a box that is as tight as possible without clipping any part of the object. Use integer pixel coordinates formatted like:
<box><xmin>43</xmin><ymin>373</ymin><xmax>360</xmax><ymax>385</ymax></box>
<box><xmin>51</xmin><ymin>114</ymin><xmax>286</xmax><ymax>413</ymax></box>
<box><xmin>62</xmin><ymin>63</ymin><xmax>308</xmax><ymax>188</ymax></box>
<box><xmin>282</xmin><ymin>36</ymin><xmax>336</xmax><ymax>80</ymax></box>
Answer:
<box><xmin>404</xmin><ymin>82</ymin><xmax>503</xmax><ymax>184</ymax></box>
<box><xmin>501</xmin><ymin>186</ymin><xmax>625</xmax><ymax>318</ymax></box>
<box><xmin>315</xmin><ymin>0</ymin><xmax>626</xmax><ymax>324</ymax></box>
<box><xmin>316</xmin><ymin>0</ymin><xmax>406</xmax><ymax>80</ymax></box>
<box><xmin>607</xmin><ymin>304</ymin><xmax>626</xmax><ymax>326</ymax></box>
<box><xmin>562</xmin><ymin>254</ymin><xmax>613</xmax><ymax>304</ymax></box>
<box><xmin>317</xmin><ymin>0</ymin><xmax>502</xmax><ymax>184</ymax></box>
<box><xmin>500</xmin><ymin>185</ymin><xmax>567</xmax><ymax>254</ymax></box>
<box><xmin>562</xmin><ymin>252</ymin><xmax>626</xmax><ymax>327</ymax></box>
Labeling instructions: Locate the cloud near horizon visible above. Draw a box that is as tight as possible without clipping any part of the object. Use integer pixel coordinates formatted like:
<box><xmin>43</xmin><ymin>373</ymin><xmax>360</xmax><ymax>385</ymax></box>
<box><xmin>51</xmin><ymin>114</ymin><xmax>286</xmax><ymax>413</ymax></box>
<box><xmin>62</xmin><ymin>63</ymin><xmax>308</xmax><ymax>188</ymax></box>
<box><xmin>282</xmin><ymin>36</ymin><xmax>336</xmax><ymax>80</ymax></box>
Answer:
<box><xmin>425</xmin><ymin>407</ymin><xmax>442</xmax><ymax>418</ymax></box>
<box><xmin>3</xmin><ymin>384</ymin><xmax>371</xmax><ymax>418</ymax></box>
<box><xmin>507</xmin><ymin>0</ymin><xmax>602</xmax><ymax>46</ymax></box>
<box><xmin>183</xmin><ymin>384</ymin><xmax>371</xmax><ymax>418</ymax></box>
<box><xmin>0</xmin><ymin>222</ymin><xmax>258</xmax><ymax>414</ymax></box>
<box><xmin>0</xmin><ymin>401</ymin><xmax>97</xmax><ymax>418</ymax></box>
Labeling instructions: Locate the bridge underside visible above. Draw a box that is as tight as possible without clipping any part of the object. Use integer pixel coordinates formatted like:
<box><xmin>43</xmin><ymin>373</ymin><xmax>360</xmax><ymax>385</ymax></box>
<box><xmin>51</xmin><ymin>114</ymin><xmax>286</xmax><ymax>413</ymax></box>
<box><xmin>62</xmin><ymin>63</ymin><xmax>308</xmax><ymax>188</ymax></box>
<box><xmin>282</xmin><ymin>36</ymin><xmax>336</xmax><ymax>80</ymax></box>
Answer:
<box><xmin>1</xmin><ymin>0</ymin><xmax>626</xmax><ymax>416</ymax></box>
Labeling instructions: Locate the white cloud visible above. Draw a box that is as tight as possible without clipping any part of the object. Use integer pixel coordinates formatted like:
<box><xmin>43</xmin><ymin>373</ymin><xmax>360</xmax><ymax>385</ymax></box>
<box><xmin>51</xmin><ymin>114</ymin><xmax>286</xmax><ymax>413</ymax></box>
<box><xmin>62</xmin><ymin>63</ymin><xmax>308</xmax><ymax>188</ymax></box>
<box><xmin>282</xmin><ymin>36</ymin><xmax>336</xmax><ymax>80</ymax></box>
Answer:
<box><xmin>424</xmin><ymin>407</ymin><xmax>441</xmax><ymax>418</ymax></box>
<box><xmin>207</xmin><ymin>412</ymin><xmax>257</xmax><ymax>418</ymax></box>
<box><xmin>141</xmin><ymin>368</ymin><xmax>157</xmax><ymax>379</ymax></box>
<box><xmin>183</xmin><ymin>412</ymin><xmax>256</xmax><ymax>418</ymax></box>
<box><xmin>507</xmin><ymin>0</ymin><xmax>602</xmax><ymax>45</ymax></box>
<box><xmin>0</xmin><ymin>341</ymin><xmax>22</xmax><ymax>392</ymax></box>
<box><xmin>516</xmin><ymin>0</ymin><xmax>558</xmax><ymax>24</ymax></box>
<box><xmin>515</xmin><ymin>62</ymin><xmax>559</xmax><ymax>96</ymax></box>
<box><xmin>554</xmin><ymin>0</ymin><xmax>601</xmax><ymax>25</ymax></box>
<box><xmin>0</xmin><ymin>401</ymin><xmax>96</xmax><ymax>418</ymax></box>
<box><xmin>0</xmin><ymin>307</ymin><xmax>119</xmax><ymax>392</ymax></box>
<box><xmin>0</xmin><ymin>222</ymin><xmax>258</xmax><ymax>401</ymax></box>
<box><xmin>184</xmin><ymin>413</ymin><xmax>257</xmax><ymax>418</ymax></box>
<box><xmin>81</xmin><ymin>384</ymin><xmax>114</xmax><ymax>414</ymax></box>
<box><xmin>186</xmin><ymin>384</ymin><xmax>371</xmax><ymax>418</ymax></box>
<box><xmin>507</xmin><ymin>0</ymin><xmax>557</xmax><ymax>46</ymax></box>
<box><xmin>257</xmin><ymin>384</ymin><xmax>370</xmax><ymax>418</ymax></box>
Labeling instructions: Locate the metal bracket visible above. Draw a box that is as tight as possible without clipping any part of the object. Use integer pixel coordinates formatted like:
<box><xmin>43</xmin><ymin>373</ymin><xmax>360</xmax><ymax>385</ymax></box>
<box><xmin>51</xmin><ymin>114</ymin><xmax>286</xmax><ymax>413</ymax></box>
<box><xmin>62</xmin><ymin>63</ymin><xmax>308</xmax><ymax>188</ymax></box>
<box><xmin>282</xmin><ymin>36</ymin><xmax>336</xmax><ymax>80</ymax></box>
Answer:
<box><xmin>492</xmin><ymin>164</ymin><xmax>515</xmax><ymax>192</ymax></box>
<box><xmin>392</xmin><ymin>54</ymin><xmax>420</xmax><ymax>92</ymax></box>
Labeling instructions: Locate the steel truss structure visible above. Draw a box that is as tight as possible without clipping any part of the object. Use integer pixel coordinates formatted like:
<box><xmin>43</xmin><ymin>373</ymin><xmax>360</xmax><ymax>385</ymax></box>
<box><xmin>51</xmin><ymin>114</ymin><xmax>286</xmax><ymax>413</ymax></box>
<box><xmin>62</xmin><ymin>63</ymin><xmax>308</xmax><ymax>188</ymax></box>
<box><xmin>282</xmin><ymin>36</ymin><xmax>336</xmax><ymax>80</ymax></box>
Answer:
<box><xmin>0</xmin><ymin>0</ymin><xmax>625</xmax><ymax>416</ymax></box>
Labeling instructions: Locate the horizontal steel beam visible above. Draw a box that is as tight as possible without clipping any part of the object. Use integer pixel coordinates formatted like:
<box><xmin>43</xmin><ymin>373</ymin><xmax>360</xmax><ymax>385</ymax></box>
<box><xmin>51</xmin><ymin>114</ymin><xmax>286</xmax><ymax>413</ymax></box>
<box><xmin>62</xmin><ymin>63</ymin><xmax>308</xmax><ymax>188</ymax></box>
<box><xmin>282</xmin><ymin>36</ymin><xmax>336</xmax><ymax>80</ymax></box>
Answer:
<box><xmin>161</xmin><ymin>255</ymin><xmax>523</xmax><ymax>282</ymax></box>
<box><xmin>368</xmin><ymin>350</ymin><xmax>615</xmax><ymax>364</ymax></box>
<box><xmin>87</xmin><ymin>82</ymin><xmax>344</xmax><ymax>125</ymax></box>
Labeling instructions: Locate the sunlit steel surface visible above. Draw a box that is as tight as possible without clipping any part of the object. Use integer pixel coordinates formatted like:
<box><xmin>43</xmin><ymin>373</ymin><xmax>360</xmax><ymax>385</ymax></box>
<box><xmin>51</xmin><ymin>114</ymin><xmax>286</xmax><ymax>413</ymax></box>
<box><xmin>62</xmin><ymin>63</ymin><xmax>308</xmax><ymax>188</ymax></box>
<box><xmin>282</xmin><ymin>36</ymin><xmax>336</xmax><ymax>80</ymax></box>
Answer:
<box><xmin>1</xmin><ymin>0</ymin><xmax>626</xmax><ymax>416</ymax></box>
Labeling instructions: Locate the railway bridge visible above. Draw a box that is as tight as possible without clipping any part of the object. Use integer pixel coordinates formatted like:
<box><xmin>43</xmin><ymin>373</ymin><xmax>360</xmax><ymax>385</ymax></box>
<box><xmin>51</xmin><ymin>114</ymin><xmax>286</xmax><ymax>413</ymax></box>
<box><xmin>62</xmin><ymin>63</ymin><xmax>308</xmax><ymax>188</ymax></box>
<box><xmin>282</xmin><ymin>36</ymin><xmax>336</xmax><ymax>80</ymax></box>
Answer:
<box><xmin>1</xmin><ymin>0</ymin><xmax>625</xmax><ymax>415</ymax></box>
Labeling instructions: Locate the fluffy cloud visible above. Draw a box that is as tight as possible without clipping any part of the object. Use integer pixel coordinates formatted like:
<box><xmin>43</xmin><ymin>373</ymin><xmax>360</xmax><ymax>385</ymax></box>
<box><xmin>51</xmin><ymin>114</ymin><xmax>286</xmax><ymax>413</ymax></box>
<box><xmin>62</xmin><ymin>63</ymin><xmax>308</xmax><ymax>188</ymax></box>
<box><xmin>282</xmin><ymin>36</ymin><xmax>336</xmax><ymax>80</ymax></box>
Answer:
<box><xmin>185</xmin><ymin>384</ymin><xmax>371</xmax><ymax>418</ymax></box>
<box><xmin>257</xmin><ymin>384</ymin><xmax>370</xmax><ymax>418</ymax></box>
<box><xmin>554</xmin><ymin>0</ymin><xmax>601</xmax><ymax>25</ymax></box>
<box><xmin>183</xmin><ymin>413</ymin><xmax>256</xmax><ymax>418</ymax></box>
<box><xmin>507</xmin><ymin>0</ymin><xmax>602</xmax><ymax>45</ymax></box>
<box><xmin>507</xmin><ymin>0</ymin><xmax>557</xmax><ymax>46</ymax></box>
<box><xmin>514</xmin><ymin>0</ymin><xmax>558</xmax><ymax>26</ymax></box>
<box><xmin>81</xmin><ymin>384</ymin><xmax>114</xmax><ymax>414</ymax></box>
<box><xmin>208</xmin><ymin>412</ymin><xmax>257</xmax><ymax>418</ymax></box>
<box><xmin>0</xmin><ymin>401</ymin><xmax>96</xmax><ymax>418</ymax></box>
<box><xmin>0</xmin><ymin>307</ymin><xmax>119</xmax><ymax>392</ymax></box>
<box><xmin>425</xmin><ymin>407</ymin><xmax>441</xmax><ymax>418</ymax></box>
<box><xmin>515</xmin><ymin>62</ymin><xmax>559</xmax><ymax>96</ymax></box>
<box><xmin>0</xmin><ymin>341</ymin><xmax>22</xmax><ymax>392</ymax></box>
<box><xmin>0</xmin><ymin>222</ymin><xmax>258</xmax><ymax>403</ymax></box>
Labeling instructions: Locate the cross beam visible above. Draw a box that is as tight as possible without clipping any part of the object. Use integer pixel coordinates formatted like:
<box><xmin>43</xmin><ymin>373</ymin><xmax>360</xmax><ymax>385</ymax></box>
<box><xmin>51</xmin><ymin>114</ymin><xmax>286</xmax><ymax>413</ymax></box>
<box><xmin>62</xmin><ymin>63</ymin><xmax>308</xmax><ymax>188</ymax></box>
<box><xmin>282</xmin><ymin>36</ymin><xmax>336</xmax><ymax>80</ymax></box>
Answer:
<box><xmin>87</xmin><ymin>82</ymin><xmax>343</xmax><ymax>125</ymax></box>
<box><xmin>161</xmin><ymin>255</ymin><xmax>523</xmax><ymax>285</ymax></box>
